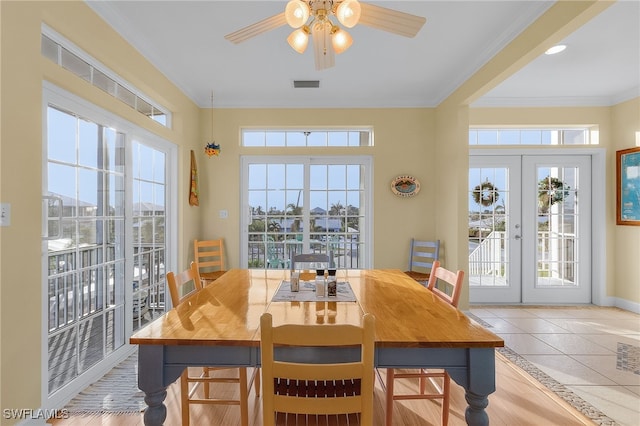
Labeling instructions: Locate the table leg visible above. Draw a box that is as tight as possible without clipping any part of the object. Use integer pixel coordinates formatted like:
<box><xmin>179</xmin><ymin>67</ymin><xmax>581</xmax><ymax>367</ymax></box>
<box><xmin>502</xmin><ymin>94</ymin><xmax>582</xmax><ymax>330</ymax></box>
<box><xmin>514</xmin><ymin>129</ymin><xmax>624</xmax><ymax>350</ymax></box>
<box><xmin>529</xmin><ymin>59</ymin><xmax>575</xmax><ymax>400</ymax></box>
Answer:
<box><xmin>137</xmin><ymin>344</ymin><xmax>179</xmax><ymax>426</ymax></box>
<box><xmin>448</xmin><ymin>348</ymin><xmax>496</xmax><ymax>426</ymax></box>
<box><xmin>464</xmin><ymin>391</ymin><xmax>489</xmax><ymax>426</ymax></box>
<box><xmin>143</xmin><ymin>388</ymin><xmax>167</xmax><ymax>426</ymax></box>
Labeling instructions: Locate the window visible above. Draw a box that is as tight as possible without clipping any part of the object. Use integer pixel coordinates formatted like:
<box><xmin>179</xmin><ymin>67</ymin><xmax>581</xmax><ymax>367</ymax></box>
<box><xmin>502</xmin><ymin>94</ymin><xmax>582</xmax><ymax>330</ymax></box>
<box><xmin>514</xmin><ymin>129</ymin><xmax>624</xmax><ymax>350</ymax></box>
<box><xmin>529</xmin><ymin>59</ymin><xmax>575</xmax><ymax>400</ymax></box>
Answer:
<box><xmin>241</xmin><ymin>156</ymin><xmax>372</xmax><ymax>270</ymax></box>
<box><xmin>242</xmin><ymin>128</ymin><xmax>373</xmax><ymax>147</ymax></box>
<box><xmin>45</xmin><ymin>105</ymin><xmax>127</xmax><ymax>395</ymax></box>
<box><xmin>469</xmin><ymin>128</ymin><xmax>593</xmax><ymax>145</ymax></box>
<box><xmin>41</xmin><ymin>28</ymin><xmax>170</xmax><ymax>127</ymax></box>
<box><xmin>131</xmin><ymin>143</ymin><xmax>167</xmax><ymax>331</ymax></box>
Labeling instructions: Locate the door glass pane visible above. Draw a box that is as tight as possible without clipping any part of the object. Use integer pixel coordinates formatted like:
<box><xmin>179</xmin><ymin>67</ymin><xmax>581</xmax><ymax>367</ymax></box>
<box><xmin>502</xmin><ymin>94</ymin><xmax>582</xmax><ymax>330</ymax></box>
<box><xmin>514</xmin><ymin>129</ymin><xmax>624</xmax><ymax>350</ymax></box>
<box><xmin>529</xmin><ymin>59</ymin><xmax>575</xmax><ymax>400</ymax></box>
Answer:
<box><xmin>468</xmin><ymin>167</ymin><xmax>509</xmax><ymax>287</ymax></box>
<box><xmin>536</xmin><ymin>167</ymin><xmax>578</xmax><ymax>287</ymax></box>
<box><xmin>131</xmin><ymin>142</ymin><xmax>166</xmax><ymax>330</ymax></box>
<box><xmin>46</xmin><ymin>107</ymin><xmax>125</xmax><ymax>394</ymax></box>
<box><xmin>246</xmin><ymin>160</ymin><xmax>367</xmax><ymax>269</ymax></box>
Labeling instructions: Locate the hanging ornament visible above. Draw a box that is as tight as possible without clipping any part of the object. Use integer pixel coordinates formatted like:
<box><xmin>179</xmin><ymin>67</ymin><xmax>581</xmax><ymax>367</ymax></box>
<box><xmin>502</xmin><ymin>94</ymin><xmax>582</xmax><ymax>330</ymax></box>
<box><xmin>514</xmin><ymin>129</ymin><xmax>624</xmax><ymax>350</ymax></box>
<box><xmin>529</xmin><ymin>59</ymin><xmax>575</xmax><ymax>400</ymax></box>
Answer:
<box><xmin>204</xmin><ymin>90</ymin><xmax>221</xmax><ymax>157</ymax></box>
<box><xmin>205</xmin><ymin>142</ymin><xmax>221</xmax><ymax>157</ymax></box>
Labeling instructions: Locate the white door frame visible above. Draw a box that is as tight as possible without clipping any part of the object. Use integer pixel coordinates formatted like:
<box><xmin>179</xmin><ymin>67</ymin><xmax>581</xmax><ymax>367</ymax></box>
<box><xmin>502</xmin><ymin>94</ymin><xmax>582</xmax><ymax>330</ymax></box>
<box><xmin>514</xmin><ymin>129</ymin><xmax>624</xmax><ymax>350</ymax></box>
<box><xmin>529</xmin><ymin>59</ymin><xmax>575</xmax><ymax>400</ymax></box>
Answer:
<box><xmin>42</xmin><ymin>83</ymin><xmax>178</xmax><ymax>409</ymax></box>
<box><xmin>470</xmin><ymin>148</ymin><xmax>607</xmax><ymax>305</ymax></box>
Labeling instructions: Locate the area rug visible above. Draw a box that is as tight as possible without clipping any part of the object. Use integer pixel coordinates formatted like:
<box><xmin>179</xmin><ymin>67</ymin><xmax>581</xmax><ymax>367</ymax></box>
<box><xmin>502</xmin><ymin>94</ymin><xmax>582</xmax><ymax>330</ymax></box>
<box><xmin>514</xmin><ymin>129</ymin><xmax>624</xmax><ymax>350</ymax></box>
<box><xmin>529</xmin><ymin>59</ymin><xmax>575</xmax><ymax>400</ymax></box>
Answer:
<box><xmin>467</xmin><ymin>313</ymin><xmax>617</xmax><ymax>426</ymax></box>
<box><xmin>63</xmin><ymin>350</ymin><xmax>146</xmax><ymax>415</ymax></box>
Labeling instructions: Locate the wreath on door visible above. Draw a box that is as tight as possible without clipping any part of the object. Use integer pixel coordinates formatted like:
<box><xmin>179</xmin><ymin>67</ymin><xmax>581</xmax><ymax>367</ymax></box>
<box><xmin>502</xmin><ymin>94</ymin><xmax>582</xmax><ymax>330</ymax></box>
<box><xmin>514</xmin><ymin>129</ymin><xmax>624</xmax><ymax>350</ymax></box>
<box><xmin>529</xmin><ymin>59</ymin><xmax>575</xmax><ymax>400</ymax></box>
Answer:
<box><xmin>472</xmin><ymin>181</ymin><xmax>499</xmax><ymax>207</ymax></box>
<box><xmin>538</xmin><ymin>176</ymin><xmax>570</xmax><ymax>210</ymax></box>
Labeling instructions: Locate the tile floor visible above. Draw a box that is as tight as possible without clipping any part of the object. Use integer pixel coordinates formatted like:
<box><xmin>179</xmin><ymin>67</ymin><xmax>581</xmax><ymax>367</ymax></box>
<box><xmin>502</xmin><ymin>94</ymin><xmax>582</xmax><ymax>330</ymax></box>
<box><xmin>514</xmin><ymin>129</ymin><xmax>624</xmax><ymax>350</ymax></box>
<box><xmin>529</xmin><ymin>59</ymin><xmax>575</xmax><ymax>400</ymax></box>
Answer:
<box><xmin>468</xmin><ymin>306</ymin><xmax>640</xmax><ymax>426</ymax></box>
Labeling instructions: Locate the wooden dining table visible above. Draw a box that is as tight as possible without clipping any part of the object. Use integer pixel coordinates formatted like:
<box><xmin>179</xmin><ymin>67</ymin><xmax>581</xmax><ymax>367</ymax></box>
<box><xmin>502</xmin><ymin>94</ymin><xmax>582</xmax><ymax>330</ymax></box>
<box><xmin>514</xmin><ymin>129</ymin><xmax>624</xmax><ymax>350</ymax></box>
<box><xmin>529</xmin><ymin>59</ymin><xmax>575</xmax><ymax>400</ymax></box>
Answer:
<box><xmin>131</xmin><ymin>268</ymin><xmax>504</xmax><ymax>425</ymax></box>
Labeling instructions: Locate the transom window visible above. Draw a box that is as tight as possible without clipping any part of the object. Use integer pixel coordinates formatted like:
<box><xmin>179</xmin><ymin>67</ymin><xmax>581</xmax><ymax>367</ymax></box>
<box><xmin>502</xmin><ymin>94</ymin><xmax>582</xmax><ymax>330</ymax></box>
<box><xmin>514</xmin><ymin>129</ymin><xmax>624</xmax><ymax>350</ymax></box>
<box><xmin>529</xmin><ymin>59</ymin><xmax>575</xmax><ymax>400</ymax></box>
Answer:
<box><xmin>41</xmin><ymin>28</ymin><xmax>170</xmax><ymax>127</ymax></box>
<box><xmin>469</xmin><ymin>128</ymin><xmax>594</xmax><ymax>145</ymax></box>
<box><xmin>242</xmin><ymin>128</ymin><xmax>373</xmax><ymax>147</ymax></box>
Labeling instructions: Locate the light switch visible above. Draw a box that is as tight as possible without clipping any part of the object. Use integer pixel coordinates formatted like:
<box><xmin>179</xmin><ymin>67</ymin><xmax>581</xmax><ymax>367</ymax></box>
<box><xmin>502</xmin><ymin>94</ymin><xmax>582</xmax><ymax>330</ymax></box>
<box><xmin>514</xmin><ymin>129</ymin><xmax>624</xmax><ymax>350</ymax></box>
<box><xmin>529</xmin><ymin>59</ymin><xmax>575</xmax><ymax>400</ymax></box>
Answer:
<box><xmin>0</xmin><ymin>203</ymin><xmax>11</xmax><ymax>226</ymax></box>
<box><xmin>219</xmin><ymin>209</ymin><xmax>228</xmax><ymax>219</ymax></box>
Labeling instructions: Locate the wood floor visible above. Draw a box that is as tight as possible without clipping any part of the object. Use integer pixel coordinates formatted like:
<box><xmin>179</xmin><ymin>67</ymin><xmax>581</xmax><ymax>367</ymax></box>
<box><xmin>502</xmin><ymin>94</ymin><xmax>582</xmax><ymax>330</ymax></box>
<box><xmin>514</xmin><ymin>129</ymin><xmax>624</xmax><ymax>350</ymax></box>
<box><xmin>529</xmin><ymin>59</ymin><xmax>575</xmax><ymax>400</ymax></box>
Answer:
<box><xmin>51</xmin><ymin>353</ymin><xmax>595</xmax><ymax>426</ymax></box>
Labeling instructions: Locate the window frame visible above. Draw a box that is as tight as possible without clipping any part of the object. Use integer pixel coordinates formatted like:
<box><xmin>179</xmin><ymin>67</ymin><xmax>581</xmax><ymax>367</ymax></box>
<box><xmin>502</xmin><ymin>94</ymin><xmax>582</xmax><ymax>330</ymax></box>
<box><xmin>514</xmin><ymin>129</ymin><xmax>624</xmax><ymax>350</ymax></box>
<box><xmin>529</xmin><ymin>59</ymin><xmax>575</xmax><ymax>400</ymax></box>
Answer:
<box><xmin>241</xmin><ymin>127</ymin><xmax>374</xmax><ymax>147</ymax></box>
<box><xmin>240</xmin><ymin>155</ymin><xmax>373</xmax><ymax>269</ymax></box>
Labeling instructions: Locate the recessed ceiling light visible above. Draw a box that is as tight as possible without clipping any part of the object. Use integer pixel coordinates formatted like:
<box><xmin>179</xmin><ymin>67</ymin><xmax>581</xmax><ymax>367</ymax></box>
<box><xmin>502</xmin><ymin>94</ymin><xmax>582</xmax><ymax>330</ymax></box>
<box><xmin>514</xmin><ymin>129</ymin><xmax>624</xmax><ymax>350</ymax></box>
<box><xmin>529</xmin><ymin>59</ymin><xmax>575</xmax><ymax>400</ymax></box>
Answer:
<box><xmin>545</xmin><ymin>44</ymin><xmax>567</xmax><ymax>55</ymax></box>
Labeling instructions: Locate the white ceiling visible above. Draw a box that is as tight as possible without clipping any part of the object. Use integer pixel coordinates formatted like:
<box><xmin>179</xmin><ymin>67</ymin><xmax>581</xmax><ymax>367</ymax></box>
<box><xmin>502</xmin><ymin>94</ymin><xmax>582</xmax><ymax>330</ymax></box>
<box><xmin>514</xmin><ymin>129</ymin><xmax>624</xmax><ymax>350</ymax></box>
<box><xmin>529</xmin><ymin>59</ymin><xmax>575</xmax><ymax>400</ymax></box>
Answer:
<box><xmin>86</xmin><ymin>0</ymin><xmax>640</xmax><ymax>109</ymax></box>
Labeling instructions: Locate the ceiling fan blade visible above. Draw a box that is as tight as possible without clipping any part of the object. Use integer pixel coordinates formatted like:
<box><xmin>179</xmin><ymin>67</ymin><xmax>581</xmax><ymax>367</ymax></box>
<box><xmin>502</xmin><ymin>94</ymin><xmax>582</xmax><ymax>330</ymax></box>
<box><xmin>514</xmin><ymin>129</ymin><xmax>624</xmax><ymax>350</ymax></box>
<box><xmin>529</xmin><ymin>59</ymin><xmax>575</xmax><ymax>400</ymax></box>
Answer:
<box><xmin>224</xmin><ymin>12</ymin><xmax>287</xmax><ymax>44</ymax></box>
<box><xmin>359</xmin><ymin>3</ymin><xmax>426</xmax><ymax>38</ymax></box>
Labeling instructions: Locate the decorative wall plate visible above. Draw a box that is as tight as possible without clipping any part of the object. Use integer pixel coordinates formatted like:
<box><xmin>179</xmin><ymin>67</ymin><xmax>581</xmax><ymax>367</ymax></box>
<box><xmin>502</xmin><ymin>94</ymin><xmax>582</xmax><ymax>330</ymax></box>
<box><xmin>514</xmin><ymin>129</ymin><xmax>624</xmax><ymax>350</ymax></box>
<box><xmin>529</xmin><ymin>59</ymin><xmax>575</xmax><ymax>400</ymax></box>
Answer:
<box><xmin>391</xmin><ymin>175</ymin><xmax>420</xmax><ymax>197</ymax></box>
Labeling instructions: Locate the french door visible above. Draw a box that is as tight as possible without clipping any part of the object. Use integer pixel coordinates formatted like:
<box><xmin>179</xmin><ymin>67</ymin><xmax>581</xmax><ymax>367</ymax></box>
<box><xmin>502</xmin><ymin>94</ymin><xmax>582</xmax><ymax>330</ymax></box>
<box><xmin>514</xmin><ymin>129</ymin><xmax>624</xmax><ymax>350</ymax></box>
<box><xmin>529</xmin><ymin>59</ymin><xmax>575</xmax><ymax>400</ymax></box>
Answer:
<box><xmin>469</xmin><ymin>154</ymin><xmax>592</xmax><ymax>304</ymax></box>
<box><xmin>240</xmin><ymin>156</ymin><xmax>372</xmax><ymax>270</ymax></box>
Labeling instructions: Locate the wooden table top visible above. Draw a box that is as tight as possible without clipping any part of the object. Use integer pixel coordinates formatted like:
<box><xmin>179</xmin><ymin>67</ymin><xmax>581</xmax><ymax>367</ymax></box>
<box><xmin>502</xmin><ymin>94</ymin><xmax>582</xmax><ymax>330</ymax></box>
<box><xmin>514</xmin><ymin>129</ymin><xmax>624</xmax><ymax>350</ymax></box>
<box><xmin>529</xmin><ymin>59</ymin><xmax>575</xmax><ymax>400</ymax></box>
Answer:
<box><xmin>130</xmin><ymin>269</ymin><xmax>504</xmax><ymax>349</ymax></box>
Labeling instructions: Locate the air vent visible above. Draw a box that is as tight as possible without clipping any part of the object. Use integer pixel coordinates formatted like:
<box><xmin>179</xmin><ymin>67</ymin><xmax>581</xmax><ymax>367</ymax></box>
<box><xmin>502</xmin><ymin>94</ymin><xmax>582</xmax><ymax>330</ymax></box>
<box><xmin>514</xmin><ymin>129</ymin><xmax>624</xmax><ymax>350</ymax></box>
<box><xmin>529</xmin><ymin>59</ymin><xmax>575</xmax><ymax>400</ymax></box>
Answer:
<box><xmin>293</xmin><ymin>80</ymin><xmax>320</xmax><ymax>88</ymax></box>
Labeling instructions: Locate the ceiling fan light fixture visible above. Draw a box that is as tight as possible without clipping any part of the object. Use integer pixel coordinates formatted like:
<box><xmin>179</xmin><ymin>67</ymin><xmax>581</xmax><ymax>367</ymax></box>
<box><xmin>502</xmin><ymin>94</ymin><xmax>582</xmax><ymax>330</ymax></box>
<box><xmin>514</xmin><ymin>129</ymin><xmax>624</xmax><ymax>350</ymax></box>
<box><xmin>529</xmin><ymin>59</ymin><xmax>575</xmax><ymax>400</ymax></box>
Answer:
<box><xmin>331</xmin><ymin>27</ymin><xmax>353</xmax><ymax>54</ymax></box>
<box><xmin>335</xmin><ymin>0</ymin><xmax>361</xmax><ymax>28</ymax></box>
<box><xmin>312</xmin><ymin>20</ymin><xmax>335</xmax><ymax>70</ymax></box>
<box><xmin>287</xmin><ymin>26</ymin><xmax>310</xmax><ymax>53</ymax></box>
<box><xmin>285</xmin><ymin>0</ymin><xmax>311</xmax><ymax>28</ymax></box>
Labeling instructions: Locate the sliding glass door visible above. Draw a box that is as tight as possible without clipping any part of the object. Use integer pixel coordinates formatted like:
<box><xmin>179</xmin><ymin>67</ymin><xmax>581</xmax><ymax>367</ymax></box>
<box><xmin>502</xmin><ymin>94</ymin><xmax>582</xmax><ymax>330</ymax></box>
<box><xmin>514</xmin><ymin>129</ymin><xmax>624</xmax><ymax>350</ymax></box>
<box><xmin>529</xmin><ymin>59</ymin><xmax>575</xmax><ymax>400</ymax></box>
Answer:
<box><xmin>43</xmin><ymin>85</ymin><xmax>175</xmax><ymax>406</ymax></box>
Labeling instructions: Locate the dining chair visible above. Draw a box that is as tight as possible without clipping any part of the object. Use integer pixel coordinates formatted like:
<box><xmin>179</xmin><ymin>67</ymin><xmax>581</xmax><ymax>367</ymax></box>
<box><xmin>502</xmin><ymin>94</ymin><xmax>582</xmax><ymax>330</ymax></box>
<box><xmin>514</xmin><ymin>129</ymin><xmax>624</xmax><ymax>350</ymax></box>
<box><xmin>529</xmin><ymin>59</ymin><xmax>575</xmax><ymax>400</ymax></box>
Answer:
<box><xmin>290</xmin><ymin>252</ymin><xmax>331</xmax><ymax>271</ymax></box>
<box><xmin>167</xmin><ymin>262</ymin><xmax>258</xmax><ymax>426</ymax></box>
<box><xmin>260</xmin><ymin>312</ymin><xmax>375</xmax><ymax>426</ymax></box>
<box><xmin>385</xmin><ymin>260</ymin><xmax>464</xmax><ymax>426</ymax></box>
<box><xmin>193</xmin><ymin>239</ymin><xmax>226</xmax><ymax>282</ymax></box>
<box><xmin>266</xmin><ymin>237</ymin><xmax>289</xmax><ymax>269</ymax></box>
<box><xmin>404</xmin><ymin>238</ymin><xmax>440</xmax><ymax>285</ymax></box>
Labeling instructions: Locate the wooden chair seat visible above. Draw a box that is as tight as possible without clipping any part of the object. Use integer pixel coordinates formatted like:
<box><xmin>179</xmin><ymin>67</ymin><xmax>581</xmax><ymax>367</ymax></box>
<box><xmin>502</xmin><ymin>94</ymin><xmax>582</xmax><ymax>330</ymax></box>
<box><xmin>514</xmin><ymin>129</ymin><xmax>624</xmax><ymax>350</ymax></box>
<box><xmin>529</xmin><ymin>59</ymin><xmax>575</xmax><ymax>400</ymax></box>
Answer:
<box><xmin>403</xmin><ymin>270</ymin><xmax>431</xmax><ymax>282</ymax></box>
<box><xmin>198</xmin><ymin>270</ymin><xmax>226</xmax><ymax>281</ymax></box>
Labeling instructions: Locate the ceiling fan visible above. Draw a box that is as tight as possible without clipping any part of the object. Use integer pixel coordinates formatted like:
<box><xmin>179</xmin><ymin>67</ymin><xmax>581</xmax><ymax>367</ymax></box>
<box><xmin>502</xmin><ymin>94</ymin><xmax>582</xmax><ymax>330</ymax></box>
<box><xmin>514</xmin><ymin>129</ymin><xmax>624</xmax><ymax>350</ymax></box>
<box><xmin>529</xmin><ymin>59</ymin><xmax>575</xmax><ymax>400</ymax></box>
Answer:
<box><xmin>225</xmin><ymin>0</ymin><xmax>426</xmax><ymax>70</ymax></box>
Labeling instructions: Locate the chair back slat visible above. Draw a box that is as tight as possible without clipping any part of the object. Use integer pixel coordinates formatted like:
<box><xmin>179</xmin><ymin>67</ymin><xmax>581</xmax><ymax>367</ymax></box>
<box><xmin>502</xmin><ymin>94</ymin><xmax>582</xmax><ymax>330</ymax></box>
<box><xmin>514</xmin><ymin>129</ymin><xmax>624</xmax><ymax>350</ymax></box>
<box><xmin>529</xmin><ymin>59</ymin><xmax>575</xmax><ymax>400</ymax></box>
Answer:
<box><xmin>291</xmin><ymin>253</ymin><xmax>330</xmax><ymax>271</ymax></box>
<box><xmin>167</xmin><ymin>261</ymin><xmax>202</xmax><ymax>307</ymax></box>
<box><xmin>260</xmin><ymin>312</ymin><xmax>375</xmax><ymax>426</ymax></box>
<box><xmin>427</xmin><ymin>260</ymin><xmax>465</xmax><ymax>308</ymax></box>
<box><xmin>408</xmin><ymin>238</ymin><xmax>440</xmax><ymax>271</ymax></box>
<box><xmin>193</xmin><ymin>239</ymin><xmax>226</xmax><ymax>281</ymax></box>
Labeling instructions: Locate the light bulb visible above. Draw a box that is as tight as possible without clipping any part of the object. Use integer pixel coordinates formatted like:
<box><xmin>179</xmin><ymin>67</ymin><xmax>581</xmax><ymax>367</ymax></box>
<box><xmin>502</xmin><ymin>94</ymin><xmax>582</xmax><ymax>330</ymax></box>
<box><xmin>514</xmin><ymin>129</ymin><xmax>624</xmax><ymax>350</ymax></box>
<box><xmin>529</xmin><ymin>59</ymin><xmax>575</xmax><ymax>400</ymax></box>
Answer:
<box><xmin>287</xmin><ymin>27</ymin><xmax>310</xmax><ymax>53</ymax></box>
<box><xmin>331</xmin><ymin>27</ymin><xmax>353</xmax><ymax>54</ymax></box>
<box><xmin>335</xmin><ymin>0</ymin><xmax>361</xmax><ymax>28</ymax></box>
<box><xmin>285</xmin><ymin>0</ymin><xmax>310</xmax><ymax>29</ymax></box>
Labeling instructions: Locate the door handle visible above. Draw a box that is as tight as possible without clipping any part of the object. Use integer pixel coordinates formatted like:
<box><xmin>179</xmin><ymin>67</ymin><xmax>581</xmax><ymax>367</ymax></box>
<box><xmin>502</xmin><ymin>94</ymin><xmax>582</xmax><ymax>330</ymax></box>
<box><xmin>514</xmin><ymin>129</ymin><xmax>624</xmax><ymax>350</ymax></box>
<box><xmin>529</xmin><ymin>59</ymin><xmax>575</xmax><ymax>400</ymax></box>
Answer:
<box><xmin>514</xmin><ymin>235</ymin><xmax>522</xmax><ymax>240</ymax></box>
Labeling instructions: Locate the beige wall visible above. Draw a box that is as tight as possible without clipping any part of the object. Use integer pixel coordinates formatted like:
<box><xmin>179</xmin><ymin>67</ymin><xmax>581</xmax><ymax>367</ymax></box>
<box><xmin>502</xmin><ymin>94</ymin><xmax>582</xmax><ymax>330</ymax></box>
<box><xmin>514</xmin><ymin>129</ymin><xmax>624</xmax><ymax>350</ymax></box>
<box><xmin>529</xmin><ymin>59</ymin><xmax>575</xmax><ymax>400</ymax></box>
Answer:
<box><xmin>0</xmin><ymin>1</ymin><xmax>201</xmax><ymax>419</ymax></box>
<box><xmin>434</xmin><ymin>104</ymin><xmax>471</xmax><ymax>308</ymax></box>
<box><xmin>611</xmin><ymin>98</ymin><xmax>640</xmax><ymax>304</ymax></box>
<box><xmin>197</xmin><ymin>107</ymin><xmax>437</xmax><ymax>270</ymax></box>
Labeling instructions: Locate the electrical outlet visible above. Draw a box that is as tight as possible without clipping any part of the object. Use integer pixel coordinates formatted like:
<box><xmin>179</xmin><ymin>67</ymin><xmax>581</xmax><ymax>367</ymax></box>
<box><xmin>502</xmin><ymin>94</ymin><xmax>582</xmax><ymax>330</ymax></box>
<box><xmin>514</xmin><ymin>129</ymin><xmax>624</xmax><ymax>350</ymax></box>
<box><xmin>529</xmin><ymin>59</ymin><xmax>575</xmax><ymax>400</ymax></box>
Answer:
<box><xmin>0</xmin><ymin>203</ymin><xmax>11</xmax><ymax>227</ymax></box>
<box><xmin>219</xmin><ymin>209</ymin><xmax>228</xmax><ymax>219</ymax></box>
